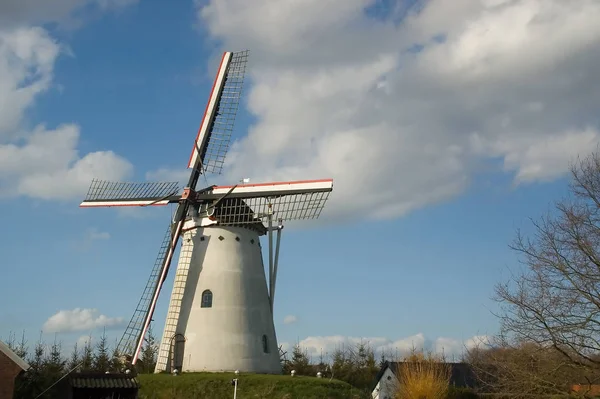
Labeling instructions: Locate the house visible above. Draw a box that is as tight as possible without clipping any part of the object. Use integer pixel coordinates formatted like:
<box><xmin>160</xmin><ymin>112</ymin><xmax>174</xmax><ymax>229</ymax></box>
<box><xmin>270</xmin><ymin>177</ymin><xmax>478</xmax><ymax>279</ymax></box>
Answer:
<box><xmin>0</xmin><ymin>339</ymin><xmax>30</xmax><ymax>399</ymax></box>
<box><xmin>371</xmin><ymin>361</ymin><xmax>478</xmax><ymax>399</ymax></box>
<box><xmin>58</xmin><ymin>372</ymin><xmax>140</xmax><ymax>399</ymax></box>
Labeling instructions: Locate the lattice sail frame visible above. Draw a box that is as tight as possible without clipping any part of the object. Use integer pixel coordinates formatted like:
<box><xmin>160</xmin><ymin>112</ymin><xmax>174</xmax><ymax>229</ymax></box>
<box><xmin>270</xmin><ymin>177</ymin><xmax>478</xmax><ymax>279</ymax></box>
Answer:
<box><xmin>82</xmin><ymin>180</ymin><xmax>180</xmax><ymax>207</ymax></box>
<box><xmin>205</xmin><ymin>180</ymin><xmax>333</xmax><ymax>226</ymax></box>
<box><xmin>188</xmin><ymin>50</ymin><xmax>249</xmax><ymax>175</ymax></box>
<box><xmin>116</xmin><ymin>226</ymin><xmax>173</xmax><ymax>357</ymax></box>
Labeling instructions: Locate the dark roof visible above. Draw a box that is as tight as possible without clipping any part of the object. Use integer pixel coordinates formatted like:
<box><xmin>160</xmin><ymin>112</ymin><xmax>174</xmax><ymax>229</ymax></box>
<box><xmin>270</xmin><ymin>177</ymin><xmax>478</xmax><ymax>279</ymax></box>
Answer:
<box><xmin>372</xmin><ymin>361</ymin><xmax>478</xmax><ymax>392</ymax></box>
<box><xmin>67</xmin><ymin>373</ymin><xmax>139</xmax><ymax>389</ymax></box>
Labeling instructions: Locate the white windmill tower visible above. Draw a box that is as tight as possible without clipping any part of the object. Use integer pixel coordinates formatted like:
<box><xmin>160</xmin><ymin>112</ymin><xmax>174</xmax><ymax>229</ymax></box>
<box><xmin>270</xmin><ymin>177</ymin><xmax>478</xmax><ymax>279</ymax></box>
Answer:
<box><xmin>79</xmin><ymin>50</ymin><xmax>333</xmax><ymax>374</ymax></box>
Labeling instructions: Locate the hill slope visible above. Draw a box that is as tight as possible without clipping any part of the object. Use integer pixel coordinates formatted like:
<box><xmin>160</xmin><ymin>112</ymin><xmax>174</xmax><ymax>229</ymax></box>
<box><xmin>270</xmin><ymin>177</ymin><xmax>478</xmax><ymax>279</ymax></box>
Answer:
<box><xmin>138</xmin><ymin>372</ymin><xmax>368</xmax><ymax>399</ymax></box>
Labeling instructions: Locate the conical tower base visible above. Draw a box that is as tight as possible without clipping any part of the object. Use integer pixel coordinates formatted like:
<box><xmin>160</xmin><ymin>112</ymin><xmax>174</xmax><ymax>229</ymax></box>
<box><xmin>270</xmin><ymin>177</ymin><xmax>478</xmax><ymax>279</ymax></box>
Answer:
<box><xmin>155</xmin><ymin>221</ymin><xmax>281</xmax><ymax>374</ymax></box>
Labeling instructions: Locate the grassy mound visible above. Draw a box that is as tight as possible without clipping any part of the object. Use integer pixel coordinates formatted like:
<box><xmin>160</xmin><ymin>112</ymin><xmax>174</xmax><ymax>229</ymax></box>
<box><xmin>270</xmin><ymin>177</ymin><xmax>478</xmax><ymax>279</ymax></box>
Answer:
<box><xmin>138</xmin><ymin>372</ymin><xmax>367</xmax><ymax>399</ymax></box>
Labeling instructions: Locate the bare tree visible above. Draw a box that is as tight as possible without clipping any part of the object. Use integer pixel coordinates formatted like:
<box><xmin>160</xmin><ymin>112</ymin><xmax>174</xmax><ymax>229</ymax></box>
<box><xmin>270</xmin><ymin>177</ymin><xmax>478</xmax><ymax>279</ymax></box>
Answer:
<box><xmin>492</xmin><ymin>151</ymin><xmax>600</xmax><ymax>390</ymax></box>
<box><xmin>466</xmin><ymin>339</ymin><xmax>594</xmax><ymax>396</ymax></box>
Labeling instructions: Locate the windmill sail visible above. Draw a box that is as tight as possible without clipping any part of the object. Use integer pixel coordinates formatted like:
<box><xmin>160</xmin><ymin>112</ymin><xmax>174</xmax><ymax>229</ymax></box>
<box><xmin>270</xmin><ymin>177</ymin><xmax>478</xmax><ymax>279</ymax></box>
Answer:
<box><xmin>188</xmin><ymin>50</ymin><xmax>249</xmax><ymax>174</ymax></box>
<box><xmin>79</xmin><ymin>49</ymin><xmax>336</xmax><ymax>373</ymax></box>
<box><xmin>203</xmin><ymin>179</ymin><xmax>334</xmax><ymax>224</ymax></box>
<box><xmin>129</xmin><ymin>215</ymin><xmax>186</xmax><ymax>364</ymax></box>
<box><xmin>80</xmin><ymin>180</ymin><xmax>181</xmax><ymax>207</ymax></box>
<box><xmin>116</xmin><ymin>225</ymin><xmax>174</xmax><ymax>357</ymax></box>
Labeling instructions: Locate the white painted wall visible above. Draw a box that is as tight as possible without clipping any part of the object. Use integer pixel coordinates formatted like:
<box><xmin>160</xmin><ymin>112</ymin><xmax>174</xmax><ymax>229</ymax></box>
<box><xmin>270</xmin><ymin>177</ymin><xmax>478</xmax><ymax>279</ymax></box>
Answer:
<box><xmin>372</xmin><ymin>367</ymin><xmax>398</xmax><ymax>399</ymax></box>
<box><xmin>156</xmin><ymin>222</ymin><xmax>281</xmax><ymax>373</ymax></box>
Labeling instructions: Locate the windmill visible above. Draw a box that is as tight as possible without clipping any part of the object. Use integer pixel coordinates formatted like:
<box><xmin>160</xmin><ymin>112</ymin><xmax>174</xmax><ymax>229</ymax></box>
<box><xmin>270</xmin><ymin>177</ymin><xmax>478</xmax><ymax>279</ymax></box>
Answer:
<box><xmin>80</xmin><ymin>50</ymin><xmax>333</xmax><ymax>374</ymax></box>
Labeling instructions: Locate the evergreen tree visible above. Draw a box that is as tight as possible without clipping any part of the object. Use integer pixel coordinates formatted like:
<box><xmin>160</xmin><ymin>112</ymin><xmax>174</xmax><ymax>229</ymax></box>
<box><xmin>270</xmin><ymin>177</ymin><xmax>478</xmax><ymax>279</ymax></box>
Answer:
<box><xmin>289</xmin><ymin>343</ymin><xmax>312</xmax><ymax>375</ymax></box>
<box><xmin>15</xmin><ymin>331</ymin><xmax>29</xmax><ymax>360</ymax></box>
<box><xmin>80</xmin><ymin>335</ymin><xmax>94</xmax><ymax>372</ymax></box>
<box><xmin>44</xmin><ymin>336</ymin><xmax>66</xmax><ymax>375</ymax></box>
<box><xmin>109</xmin><ymin>343</ymin><xmax>123</xmax><ymax>372</ymax></box>
<box><xmin>30</xmin><ymin>333</ymin><xmax>45</xmax><ymax>370</ymax></box>
<box><xmin>39</xmin><ymin>336</ymin><xmax>66</xmax><ymax>398</ymax></box>
<box><xmin>6</xmin><ymin>330</ymin><xmax>28</xmax><ymax>360</ymax></box>
<box><xmin>353</xmin><ymin>341</ymin><xmax>379</xmax><ymax>391</ymax></box>
<box><xmin>140</xmin><ymin>324</ymin><xmax>159</xmax><ymax>373</ymax></box>
<box><xmin>379</xmin><ymin>350</ymin><xmax>387</xmax><ymax>369</ymax></box>
<box><xmin>315</xmin><ymin>349</ymin><xmax>330</xmax><ymax>377</ymax></box>
<box><xmin>93</xmin><ymin>329</ymin><xmax>111</xmax><ymax>372</ymax></box>
<box><xmin>20</xmin><ymin>333</ymin><xmax>48</xmax><ymax>399</ymax></box>
<box><xmin>330</xmin><ymin>342</ymin><xmax>379</xmax><ymax>392</ymax></box>
<box><xmin>11</xmin><ymin>331</ymin><xmax>33</xmax><ymax>399</ymax></box>
<box><xmin>331</xmin><ymin>345</ymin><xmax>352</xmax><ymax>382</ymax></box>
<box><xmin>67</xmin><ymin>342</ymin><xmax>80</xmax><ymax>371</ymax></box>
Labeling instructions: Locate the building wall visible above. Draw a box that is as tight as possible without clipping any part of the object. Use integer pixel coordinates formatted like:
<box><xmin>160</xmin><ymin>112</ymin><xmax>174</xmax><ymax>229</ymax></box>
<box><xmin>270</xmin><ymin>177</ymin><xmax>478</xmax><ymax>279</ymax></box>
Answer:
<box><xmin>372</xmin><ymin>367</ymin><xmax>398</xmax><ymax>399</ymax></box>
<box><xmin>157</xmin><ymin>224</ymin><xmax>281</xmax><ymax>374</ymax></box>
<box><xmin>0</xmin><ymin>351</ymin><xmax>22</xmax><ymax>399</ymax></box>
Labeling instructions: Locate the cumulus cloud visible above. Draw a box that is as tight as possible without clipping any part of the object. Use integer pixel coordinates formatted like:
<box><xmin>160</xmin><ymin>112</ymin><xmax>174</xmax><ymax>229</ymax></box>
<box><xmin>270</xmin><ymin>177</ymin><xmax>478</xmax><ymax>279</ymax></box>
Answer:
<box><xmin>187</xmin><ymin>0</ymin><xmax>600</xmax><ymax>221</ymax></box>
<box><xmin>145</xmin><ymin>168</ymin><xmax>189</xmax><ymax>186</ymax></box>
<box><xmin>283</xmin><ymin>315</ymin><xmax>297</xmax><ymax>325</ymax></box>
<box><xmin>43</xmin><ymin>308</ymin><xmax>124</xmax><ymax>333</ymax></box>
<box><xmin>86</xmin><ymin>228</ymin><xmax>110</xmax><ymax>241</ymax></box>
<box><xmin>74</xmin><ymin>227</ymin><xmax>111</xmax><ymax>251</ymax></box>
<box><xmin>0</xmin><ymin>23</ymin><xmax>132</xmax><ymax>201</ymax></box>
<box><xmin>0</xmin><ymin>124</ymin><xmax>133</xmax><ymax>200</ymax></box>
<box><xmin>0</xmin><ymin>0</ymin><xmax>139</xmax><ymax>29</ymax></box>
<box><xmin>0</xmin><ymin>27</ymin><xmax>59</xmax><ymax>138</ymax></box>
<box><xmin>281</xmin><ymin>333</ymin><xmax>491</xmax><ymax>361</ymax></box>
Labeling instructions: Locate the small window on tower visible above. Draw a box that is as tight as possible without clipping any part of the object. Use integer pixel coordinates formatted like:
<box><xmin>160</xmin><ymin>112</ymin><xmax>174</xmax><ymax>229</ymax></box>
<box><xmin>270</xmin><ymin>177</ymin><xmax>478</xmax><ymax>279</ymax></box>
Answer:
<box><xmin>262</xmin><ymin>335</ymin><xmax>269</xmax><ymax>353</ymax></box>
<box><xmin>201</xmin><ymin>290</ymin><xmax>213</xmax><ymax>308</ymax></box>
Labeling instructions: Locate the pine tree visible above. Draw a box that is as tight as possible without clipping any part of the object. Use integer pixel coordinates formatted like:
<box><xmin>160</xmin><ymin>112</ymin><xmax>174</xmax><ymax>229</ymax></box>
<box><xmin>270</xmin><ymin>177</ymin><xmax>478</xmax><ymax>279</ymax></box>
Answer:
<box><xmin>67</xmin><ymin>342</ymin><xmax>80</xmax><ymax>371</ymax></box>
<box><xmin>22</xmin><ymin>333</ymin><xmax>48</xmax><ymax>399</ymax></box>
<box><xmin>290</xmin><ymin>343</ymin><xmax>312</xmax><ymax>375</ymax></box>
<box><xmin>109</xmin><ymin>342</ymin><xmax>123</xmax><ymax>372</ymax></box>
<box><xmin>30</xmin><ymin>333</ymin><xmax>45</xmax><ymax>370</ymax></box>
<box><xmin>44</xmin><ymin>336</ymin><xmax>66</xmax><ymax>375</ymax></box>
<box><xmin>93</xmin><ymin>329</ymin><xmax>111</xmax><ymax>372</ymax></box>
<box><xmin>10</xmin><ymin>331</ymin><xmax>32</xmax><ymax>399</ymax></box>
<box><xmin>80</xmin><ymin>335</ymin><xmax>94</xmax><ymax>372</ymax></box>
<box><xmin>379</xmin><ymin>350</ymin><xmax>387</xmax><ymax>369</ymax></box>
<box><xmin>140</xmin><ymin>324</ymin><xmax>159</xmax><ymax>373</ymax></box>
<box><xmin>38</xmin><ymin>336</ymin><xmax>67</xmax><ymax>398</ymax></box>
<box><xmin>15</xmin><ymin>331</ymin><xmax>28</xmax><ymax>360</ymax></box>
<box><xmin>316</xmin><ymin>349</ymin><xmax>330</xmax><ymax>377</ymax></box>
<box><xmin>6</xmin><ymin>330</ymin><xmax>28</xmax><ymax>359</ymax></box>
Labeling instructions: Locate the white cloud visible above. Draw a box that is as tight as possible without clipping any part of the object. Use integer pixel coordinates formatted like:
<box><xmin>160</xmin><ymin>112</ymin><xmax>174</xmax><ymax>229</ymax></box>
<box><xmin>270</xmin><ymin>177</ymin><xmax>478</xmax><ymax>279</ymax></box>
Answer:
<box><xmin>87</xmin><ymin>229</ymin><xmax>110</xmax><ymax>241</ymax></box>
<box><xmin>0</xmin><ymin>27</ymin><xmax>59</xmax><ymax>138</ymax></box>
<box><xmin>77</xmin><ymin>334</ymin><xmax>94</xmax><ymax>348</ymax></box>
<box><xmin>96</xmin><ymin>0</ymin><xmax>139</xmax><ymax>10</ymax></box>
<box><xmin>145</xmin><ymin>167</ymin><xmax>189</xmax><ymax>186</ymax></box>
<box><xmin>0</xmin><ymin>0</ymin><xmax>139</xmax><ymax>29</ymax></box>
<box><xmin>0</xmin><ymin>24</ymin><xmax>133</xmax><ymax>201</ymax></box>
<box><xmin>281</xmin><ymin>333</ymin><xmax>491</xmax><ymax>362</ymax></box>
<box><xmin>76</xmin><ymin>227</ymin><xmax>111</xmax><ymax>250</ymax></box>
<box><xmin>471</xmin><ymin>127</ymin><xmax>600</xmax><ymax>184</ymax></box>
<box><xmin>0</xmin><ymin>123</ymin><xmax>133</xmax><ymax>200</ymax></box>
<box><xmin>190</xmin><ymin>0</ymin><xmax>600</xmax><ymax>221</ymax></box>
<box><xmin>283</xmin><ymin>315</ymin><xmax>297</xmax><ymax>325</ymax></box>
<box><xmin>43</xmin><ymin>308</ymin><xmax>124</xmax><ymax>333</ymax></box>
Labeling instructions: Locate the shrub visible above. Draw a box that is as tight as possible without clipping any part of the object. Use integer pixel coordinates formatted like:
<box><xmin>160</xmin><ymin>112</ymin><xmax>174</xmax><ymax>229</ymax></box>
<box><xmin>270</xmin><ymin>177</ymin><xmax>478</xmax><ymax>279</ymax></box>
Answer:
<box><xmin>396</xmin><ymin>350</ymin><xmax>451</xmax><ymax>399</ymax></box>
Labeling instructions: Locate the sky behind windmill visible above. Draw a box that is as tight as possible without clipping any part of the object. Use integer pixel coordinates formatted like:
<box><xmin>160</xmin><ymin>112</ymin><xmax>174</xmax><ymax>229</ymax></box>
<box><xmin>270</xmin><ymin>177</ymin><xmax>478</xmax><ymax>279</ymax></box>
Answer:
<box><xmin>1</xmin><ymin>0</ymin><xmax>600</xmax><ymax>361</ymax></box>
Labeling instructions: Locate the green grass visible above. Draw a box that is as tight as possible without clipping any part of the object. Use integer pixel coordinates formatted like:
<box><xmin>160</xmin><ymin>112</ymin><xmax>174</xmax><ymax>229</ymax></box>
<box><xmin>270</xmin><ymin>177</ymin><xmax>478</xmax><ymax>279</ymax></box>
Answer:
<box><xmin>138</xmin><ymin>372</ymin><xmax>367</xmax><ymax>399</ymax></box>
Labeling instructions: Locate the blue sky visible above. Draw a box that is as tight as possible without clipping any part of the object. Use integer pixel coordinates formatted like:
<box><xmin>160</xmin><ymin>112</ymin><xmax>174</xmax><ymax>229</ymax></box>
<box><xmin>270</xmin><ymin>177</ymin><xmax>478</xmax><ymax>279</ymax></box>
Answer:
<box><xmin>1</xmin><ymin>0</ymin><xmax>599</xmax><ymax>361</ymax></box>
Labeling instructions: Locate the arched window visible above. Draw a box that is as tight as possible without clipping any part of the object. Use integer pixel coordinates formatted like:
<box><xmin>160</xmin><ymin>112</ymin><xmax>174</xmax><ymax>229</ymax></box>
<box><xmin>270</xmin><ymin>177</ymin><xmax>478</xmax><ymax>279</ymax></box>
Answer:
<box><xmin>201</xmin><ymin>290</ymin><xmax>213</xmax><ymax>308</ymax></box>
<box><xmin>262</xmin><ymin>334</ymin><xmax>269</xmax><ymax>353</ymax></box>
